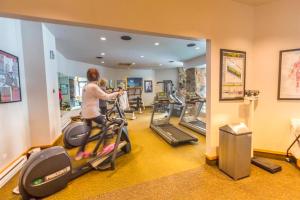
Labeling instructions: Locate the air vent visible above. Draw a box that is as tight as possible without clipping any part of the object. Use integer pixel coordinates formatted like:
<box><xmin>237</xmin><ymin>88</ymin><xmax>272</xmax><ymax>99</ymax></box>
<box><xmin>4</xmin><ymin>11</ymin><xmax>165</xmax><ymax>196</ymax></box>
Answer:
<box><xmin>187</xmin><ymin>43</ymin><xmax>196</xmax><ymax>47</ymax></box>
<box><xmin>118</xmin><ymin>62</ymin><xmax>133</xmax><ymax>67</ymax></box>
<box><xmin>121</xmin><ymin>35</ymin><xmax>132</xmax><ymax>41</ymax></box>
<box><xmin>169</xmin><ymin>60</ymin><xmax>175</xmax><ymax>63</ymax></box>
<box><xmin>96</xmin><ymin>56</ymin><xmax>103</xmax><ymax>59</ymax></box>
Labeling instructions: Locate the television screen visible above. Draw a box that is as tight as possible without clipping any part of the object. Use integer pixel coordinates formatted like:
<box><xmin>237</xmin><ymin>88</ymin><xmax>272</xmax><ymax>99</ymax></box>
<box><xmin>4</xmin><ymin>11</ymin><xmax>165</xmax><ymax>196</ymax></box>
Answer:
<box><xmin>127</xmin><ymin>77</ymin><xmax>143</xmax><ymax>88</ymax></box>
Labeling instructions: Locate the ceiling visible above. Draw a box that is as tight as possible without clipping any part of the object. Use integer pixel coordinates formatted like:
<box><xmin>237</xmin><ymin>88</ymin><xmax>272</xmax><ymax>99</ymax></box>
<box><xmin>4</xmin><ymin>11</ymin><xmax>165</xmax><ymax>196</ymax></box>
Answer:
<box><xmin>232</xmin><ymin>0</ymin><xmax>278</xmax><ymax>6</ymax></box>
<box><xmin>46</xmin><ymin>23</ymin><xmax>206</xmax><ymax>69</ymax></box>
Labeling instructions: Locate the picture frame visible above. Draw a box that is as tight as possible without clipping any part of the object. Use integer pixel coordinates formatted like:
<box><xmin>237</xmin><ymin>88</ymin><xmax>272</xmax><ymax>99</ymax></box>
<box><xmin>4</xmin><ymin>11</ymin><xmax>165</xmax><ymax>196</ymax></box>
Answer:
<box><xmin>219</xmin><ymin>49</ymin><xmax>246</xmax><ymax>101</ymax></box>
<box><xmin>144</xmin><ymin>80</ymin><xmax>153</xmax><ymax>93</ymax></box>
<box><xmin>0</xmin><ymin>50</ymin><xmax>22</xmax><ymax>103</ymax></box>
<box><xmin>278</xmin><ymin>48</ymin><xmax>300</xmax><ymax>100</ymax></box>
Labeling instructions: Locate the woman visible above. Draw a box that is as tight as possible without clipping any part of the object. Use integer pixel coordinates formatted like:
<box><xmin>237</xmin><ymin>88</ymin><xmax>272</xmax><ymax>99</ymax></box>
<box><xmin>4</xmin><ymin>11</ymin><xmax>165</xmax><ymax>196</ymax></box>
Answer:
<box><xmin>76</xmin><ymin>68</ymin><xmax>122</xmax><ymax>160</ymax></box>
<box><xmin>99</xmin><ymin>79</ymin><xmax>108</xmax><ymax>115</ymax></box>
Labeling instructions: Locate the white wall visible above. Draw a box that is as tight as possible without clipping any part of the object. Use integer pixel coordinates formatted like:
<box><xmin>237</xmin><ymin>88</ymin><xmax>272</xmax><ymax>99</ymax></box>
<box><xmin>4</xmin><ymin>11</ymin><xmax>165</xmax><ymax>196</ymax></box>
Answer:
<box><xmin>0</xmin><ymin>18</ymin><xmax>30</xmax><ymax>169</ymax></box>
<box><xmin>42</xmin><ymin>24</ymin><xmax>61</xmax><ymax>141</ymax></box>
<box><xmin>252</xmin><ymin>0</ymin><xmax>300</xmax><ymax>155</ymax></box>
<box><xmin>21</xmin><ymin>21</ymin><xmax>51</xmax><ymax>146</ymax></box>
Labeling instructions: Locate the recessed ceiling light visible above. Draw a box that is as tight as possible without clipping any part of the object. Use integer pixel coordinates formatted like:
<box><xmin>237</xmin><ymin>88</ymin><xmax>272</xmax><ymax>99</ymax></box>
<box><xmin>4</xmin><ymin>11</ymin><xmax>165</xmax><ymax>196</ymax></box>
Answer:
<box><xmin>154</xmin><ymin>42</ymin><xmax>160</xmax><ymax>46</ymax></box>
<box><xmin>159</xmin><ymin>64</ymin><xmax>163</xmax><ymax>66</ymax></box>
<box><xmin>187</xmin><ymin>43</ymin><xmax>196</xmax><ymax>47</ymax></box>
<box><xmin>101</xmin><ymin>52</ymin><xmax>105</xmax><ymax>56</ymax></box>
<box><xmin>121</xmin><ymin>35</ymin><xmax>132</xmax><ymax>40</ymax></box>
<box><xmin>140</xmin><ymin>55</ymin><xmax>144</xmax><ymax>58</ymax></box>
<box><xmin>132</xmin><ymin>62</ymin><xmax>136</xmax><ymax>65</ymax></box>
<box><xmin>101</xmin><ymin>61</ymin><xmax>105</xmax><ymax>64</ymax></box>
<box><xmin>195</xmin><ymin>47</ymin><xmax>200</xmax><ymax>50</ymax></box>
<box><xmin>100</xmin><ymin>37</ymin><xmax>106</xmax><ymax>41</ymax></box>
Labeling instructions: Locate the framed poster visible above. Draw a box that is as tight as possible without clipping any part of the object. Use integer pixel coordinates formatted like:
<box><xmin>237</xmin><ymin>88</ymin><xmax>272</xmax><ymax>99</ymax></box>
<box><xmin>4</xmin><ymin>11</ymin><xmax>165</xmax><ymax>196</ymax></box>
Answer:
<box><xmin>220</xmin><ymin>49</ymin><xmax>246</xmax><ymax>101</ymax></box>
<box><xmin>0</xmin><ymin>50</ymin><xmax>22</xmax><ymax>103</ymax></box>
<box><xmin>278</xmin><ymin>49</ymin><xmax>300</xmax><ymax>100</ymax></box>
<box><xmin>127</xmin><ymin>77</ymin><xmax>143</xmax><ymax>88</ymax></box>
<box><xmin>144</xmin><ymin>80</ymin><xmax>153</xmax><ymax>93</ymax></box>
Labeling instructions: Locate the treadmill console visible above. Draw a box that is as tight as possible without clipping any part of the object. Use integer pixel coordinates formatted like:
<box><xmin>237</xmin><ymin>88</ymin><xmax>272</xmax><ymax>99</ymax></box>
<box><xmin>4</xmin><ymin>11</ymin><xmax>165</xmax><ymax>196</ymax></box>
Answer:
<box><xmin>156</xmin><ymin>92</ymin><xmax>169</xmax><ymax>101</ymax></box>
<box><xmin>186</xmin><ymin>92</ymin><xmax>200</xmax><ymax>102</ymax></box>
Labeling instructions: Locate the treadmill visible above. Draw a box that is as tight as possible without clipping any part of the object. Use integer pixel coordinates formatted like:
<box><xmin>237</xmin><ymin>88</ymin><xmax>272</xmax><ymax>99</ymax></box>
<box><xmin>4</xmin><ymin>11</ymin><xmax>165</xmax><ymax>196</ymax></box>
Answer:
<box><xmin>179</xmin><ymin>93</ymin><xmax>206</xmax><ymax>136</ymax></box>
<box><xmin>150</xmin><ymin>92</ymin><xmax>198</xmax><ymax>146</ymax></box>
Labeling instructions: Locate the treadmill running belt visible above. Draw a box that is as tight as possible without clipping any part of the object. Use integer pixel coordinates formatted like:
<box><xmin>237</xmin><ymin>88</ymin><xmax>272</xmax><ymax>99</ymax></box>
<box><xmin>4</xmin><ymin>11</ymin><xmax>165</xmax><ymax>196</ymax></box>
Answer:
<box><xmin>157</xmin><ymin>124</ymin><xmax>198</xmax><ymax>141</ymax></box>
<box><xmin>190</xmin><ymin>120</ymin><xmax>206</xmax><ymax>129</ymax></box>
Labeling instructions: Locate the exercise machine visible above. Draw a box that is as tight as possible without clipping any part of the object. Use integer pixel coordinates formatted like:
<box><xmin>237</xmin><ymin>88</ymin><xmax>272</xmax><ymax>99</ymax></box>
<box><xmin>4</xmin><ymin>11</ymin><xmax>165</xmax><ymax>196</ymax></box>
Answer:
<box><xmin>18</xmin><ymin>98</ymin><xmax>131</xmax><ymax>200</ymax></box>
<box><xmin>179</xmin><ymin>92</ymin><xmax>206</xmax><ymax>135</ymax></box>
<box><xmin>63</xmin><ymin>98</ymin><xmax>125</xmax><ymax>149</ymax></box>
<box><xmin>150</xmin><ymin>92</ymin><xmax>198</xmax><ymax>146</ymax></box>
<box><xmin>127</xmin><ymin>87</ymin><xmax>144</xmax><ymax>114</ymax></box>
<box><xmin>245</xmin><ymin>90</ymin><xmax>282</xmax><ymax>173</ymax></box>
<box><xmin>286</xmin><ymin>119</ymin><xmax>300</xmax><ymax>163</ymax></box>
<box><xmin>157</xmin><ymin>80</ymin><xmax>183</xmax><ymax>117</ymax></box>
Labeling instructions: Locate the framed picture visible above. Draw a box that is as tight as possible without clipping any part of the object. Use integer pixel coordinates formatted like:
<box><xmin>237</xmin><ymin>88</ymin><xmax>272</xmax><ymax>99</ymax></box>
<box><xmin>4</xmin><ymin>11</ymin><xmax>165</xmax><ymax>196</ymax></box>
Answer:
<box><xmin>60</xmin><ymin>84</ymin><xmax>69</xmax><ymax>95</ymax></box>
<box><xmin>127</xmin><ymin>77</ymin><xmax>143</xmax><ymax>88</ymax></box>
<box><xmin>0</xmin><ymin>50</ymin><xmax>22</xmax><ymax>103</ymax></box>
<box><xmin>278</xmin><ymin>48</ymin><xmax>300</xmax><ymax>100</ymax></box>
<box><xmin>220</xmin><ymin>49</ymin><xmax>246</xmax><ymax>101</ymax></box>
<box><xmin>144</xmin><ymin>80</ymin><xmax>153</xmax><ymax>93</ymax></box>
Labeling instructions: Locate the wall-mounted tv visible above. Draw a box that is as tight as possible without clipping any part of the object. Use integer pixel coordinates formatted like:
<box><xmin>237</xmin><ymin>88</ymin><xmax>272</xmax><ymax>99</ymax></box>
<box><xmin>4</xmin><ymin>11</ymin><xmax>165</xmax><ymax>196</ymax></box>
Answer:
<box><xmin>127</xmin><ymin>77</ymin><xmax>143</xmax><ymax>88</ymax></box>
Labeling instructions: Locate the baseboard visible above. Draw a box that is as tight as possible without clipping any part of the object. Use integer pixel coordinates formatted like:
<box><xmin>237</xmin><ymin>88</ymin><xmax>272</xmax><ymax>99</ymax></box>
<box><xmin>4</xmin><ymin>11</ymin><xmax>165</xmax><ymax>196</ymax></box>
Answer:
<box><xmin>205</xmin><ymin>149</ymin><xmax>290</xmax><ymax>166</ymax></box>
<box><xmin>0</xmin><ymin>155</ymin><xmax>27</xmax><ymax>188</ymax></box>
<box><xmin>205</xmin><ymin>154</ymin><xmax>218</xmax><ymax>166</ymax></box>
<box><xmin>0</xmin><ymin>133</ymin><xmax>63</xmax><ymax>186</ymax></box>
<box><xmin>253</xmin><ymin>149</ymin><xmax>286</xmax><ymax>161</ymax></box>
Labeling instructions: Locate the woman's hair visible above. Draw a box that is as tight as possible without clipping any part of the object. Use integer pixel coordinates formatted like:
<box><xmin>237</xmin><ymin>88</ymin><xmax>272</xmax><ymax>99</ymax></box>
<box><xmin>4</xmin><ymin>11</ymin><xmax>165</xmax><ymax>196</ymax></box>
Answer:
<box><xmin>99</xmin><ymin>79</ymin><xmax>107</xmax><ymax>87</ymax></box>
<box><xmin>87</xmin><ymin>68</ymin><xmax>100</xmax><ymax>82</ymax></box>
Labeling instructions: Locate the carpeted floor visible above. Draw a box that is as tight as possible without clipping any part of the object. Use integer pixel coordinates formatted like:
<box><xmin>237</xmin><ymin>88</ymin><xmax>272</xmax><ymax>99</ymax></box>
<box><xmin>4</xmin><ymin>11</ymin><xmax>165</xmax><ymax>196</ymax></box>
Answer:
<box><xmin>0</xmin><ymin>109</ymin><xmax>206</xmax><ymax>199</ymax></box>
<box><xmin>1</xmin><ymin>110</ymin><xmax>299</xmax><ymax>200</ymax></box>
<box><xmin>92</xmin><ymin>160</ymin><xmax>300</xmax><ymax>200</ymax></box>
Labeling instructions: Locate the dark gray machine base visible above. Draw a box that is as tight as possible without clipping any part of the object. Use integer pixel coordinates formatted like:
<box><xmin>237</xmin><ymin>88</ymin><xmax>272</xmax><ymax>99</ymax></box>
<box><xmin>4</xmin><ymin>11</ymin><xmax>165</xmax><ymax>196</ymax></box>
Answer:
<box><xmin>251</xmin><ymin>157</ymin><xmax>282</xmax><ymax>174</ymax></box>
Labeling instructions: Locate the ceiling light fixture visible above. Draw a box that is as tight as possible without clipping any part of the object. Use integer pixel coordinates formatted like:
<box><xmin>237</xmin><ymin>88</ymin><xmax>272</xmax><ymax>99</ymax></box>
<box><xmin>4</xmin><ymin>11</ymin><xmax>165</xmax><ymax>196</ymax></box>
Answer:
<box><xmin>101</xmin><ymin>61</ymin><xmax>105</xmax><ymax>64</ymax></box>
<box><xmin>159</xmin><ymin>64</ymin><xmax>163</xmax><ymax>66</ymax></box>
<box><xmin>154</xmin><ymin>42</ymin><xmax>160</xmax><ymax>46</ymax></box>
<box><xmin>140</xmin><ymin>55</ymin><xmax>144</xmax><ymax>58</ymax></box>
<box><xmin>132</xmin><ymin>62</ymin><xmax>136</xmax><ymax>65</ymax></box>
<box><xmin>101</xmin><ymin>52</ymin><xmax>106</xmax><ymax>56</ymax></box>
<box><xmin>100</xmin><ymin>37</ymin><xmax>106</xmax><ymax>41</ymax></box>
<box><xmin>195</xmin><ymin>47</ymin><xmax>200</xmax><ymax>50</ymax></box>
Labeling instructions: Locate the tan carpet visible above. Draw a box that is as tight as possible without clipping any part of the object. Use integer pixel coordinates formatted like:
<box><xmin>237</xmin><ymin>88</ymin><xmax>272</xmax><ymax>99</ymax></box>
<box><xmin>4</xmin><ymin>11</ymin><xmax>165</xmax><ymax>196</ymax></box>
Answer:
<box><xmin>0</xmin><ymin>110</ymin><xmax>205</xmax><ymax>200</ymax></box>
<box><xmin>91</xmin><ymin>160</ymin><xmax>300</xmax><ymax>200</ymax></box>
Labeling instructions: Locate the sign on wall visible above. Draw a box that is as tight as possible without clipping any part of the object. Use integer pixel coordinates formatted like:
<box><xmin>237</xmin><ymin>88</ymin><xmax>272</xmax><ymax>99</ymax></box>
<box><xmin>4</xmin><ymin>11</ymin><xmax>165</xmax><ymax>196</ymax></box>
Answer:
<box><xmin>0</xmin><ymin>50</ymin><xmax>22</xmax><ymax>103</ymax></box>
<box><xmin>220</xmin><ymin>49</ymin><xmax>246</xmax><ymax>101</ymax></box>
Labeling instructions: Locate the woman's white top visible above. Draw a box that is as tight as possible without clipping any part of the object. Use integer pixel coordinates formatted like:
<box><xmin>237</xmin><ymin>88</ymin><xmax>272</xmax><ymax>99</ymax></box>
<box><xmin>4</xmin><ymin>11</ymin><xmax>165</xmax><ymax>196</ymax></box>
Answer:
<box><xmin>81</xmin><ymin>82</ymin><xmax>118</xmax><ymax>119</ymax></box>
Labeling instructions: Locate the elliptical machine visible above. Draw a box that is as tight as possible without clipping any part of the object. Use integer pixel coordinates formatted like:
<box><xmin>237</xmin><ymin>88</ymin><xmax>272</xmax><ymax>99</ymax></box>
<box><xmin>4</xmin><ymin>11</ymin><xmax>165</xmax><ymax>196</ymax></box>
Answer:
<box><xmin>63</xmin><ymin>97</ymin><xmax>126</xmax><ymax>149</ymax></box>
<box><xmin>18</xmin><ymin>97</ymin><xmax>131</xmax><ymax>200</ymax></box>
